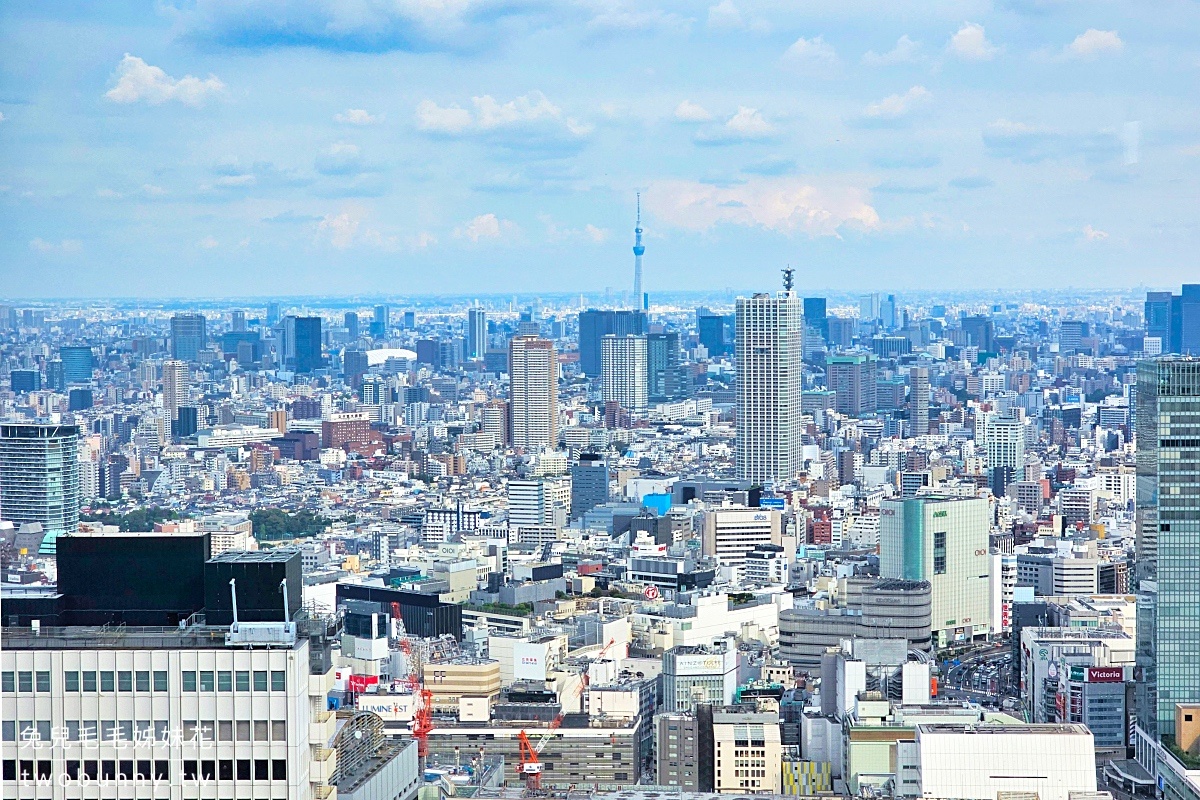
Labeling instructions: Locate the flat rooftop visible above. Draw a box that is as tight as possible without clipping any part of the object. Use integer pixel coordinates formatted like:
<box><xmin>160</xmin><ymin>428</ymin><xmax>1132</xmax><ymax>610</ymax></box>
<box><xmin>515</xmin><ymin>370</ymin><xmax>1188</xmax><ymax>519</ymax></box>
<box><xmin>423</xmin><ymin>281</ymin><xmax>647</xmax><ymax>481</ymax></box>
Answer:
<box><xmin>1</xmin><ymin>623</ymin><xmax>308</xmax><ymax>651</ymax></box>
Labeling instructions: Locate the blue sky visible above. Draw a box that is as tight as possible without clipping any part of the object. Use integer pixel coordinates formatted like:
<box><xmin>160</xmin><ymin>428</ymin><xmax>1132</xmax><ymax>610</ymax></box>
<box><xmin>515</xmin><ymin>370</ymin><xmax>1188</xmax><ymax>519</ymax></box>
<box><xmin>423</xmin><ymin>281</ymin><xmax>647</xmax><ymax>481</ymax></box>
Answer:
<box><xmin>1</xmin><ymin>1</ymin><xmax>1198</xmax><ymax>298</ymax></box>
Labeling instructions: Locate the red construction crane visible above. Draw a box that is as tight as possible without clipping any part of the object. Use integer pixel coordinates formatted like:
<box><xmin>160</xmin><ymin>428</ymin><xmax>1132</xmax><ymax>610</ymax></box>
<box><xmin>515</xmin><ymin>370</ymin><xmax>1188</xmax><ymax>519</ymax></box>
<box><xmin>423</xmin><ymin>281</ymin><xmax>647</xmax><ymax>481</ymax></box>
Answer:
<box><xmin>517</xmin><ymin>730</ymin><xmax>544</xmax><ymax>789</ymax></box>
<box><xmin>393</xmin><ymin>604</ymin><xmax>432</xmax><ymax>766</ymax></box>
<box><xmin>411</xmin><ymin>684</ymin><xmax>434</xmax><ymax>762</ymax></box>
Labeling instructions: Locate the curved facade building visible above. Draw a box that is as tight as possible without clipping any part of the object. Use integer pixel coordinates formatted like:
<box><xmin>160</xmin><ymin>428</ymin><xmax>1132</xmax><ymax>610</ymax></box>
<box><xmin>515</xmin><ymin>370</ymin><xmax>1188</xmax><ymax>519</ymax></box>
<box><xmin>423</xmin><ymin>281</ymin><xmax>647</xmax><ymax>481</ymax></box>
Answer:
<box><xmin>779</xmin><ymin>579</ymin><xmax>932</xmax><ymax>669</ymax></box>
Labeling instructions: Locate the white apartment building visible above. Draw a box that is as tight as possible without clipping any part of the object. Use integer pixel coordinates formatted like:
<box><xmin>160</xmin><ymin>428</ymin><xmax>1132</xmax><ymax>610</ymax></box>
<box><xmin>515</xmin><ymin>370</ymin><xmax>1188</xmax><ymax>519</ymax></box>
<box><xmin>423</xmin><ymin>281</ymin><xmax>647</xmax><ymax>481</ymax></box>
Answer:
<box><xmin>735</xmin><ymin>291</ymin><xmax>803</xmax><ymax>483</ymax></box>
<box><xmin>508</xmin><ymin>336</ymin><xmax>558</xmax><ymax>450</ymax></box>
<box><xmin>601</xmin><ymin>334</ymin><xmax>648</xmax><ymax>413</ymax></box>
<box><xmin>1</xmin><ymin>625</ymin><xmax>335</xmax><ymax>799</ymax></box>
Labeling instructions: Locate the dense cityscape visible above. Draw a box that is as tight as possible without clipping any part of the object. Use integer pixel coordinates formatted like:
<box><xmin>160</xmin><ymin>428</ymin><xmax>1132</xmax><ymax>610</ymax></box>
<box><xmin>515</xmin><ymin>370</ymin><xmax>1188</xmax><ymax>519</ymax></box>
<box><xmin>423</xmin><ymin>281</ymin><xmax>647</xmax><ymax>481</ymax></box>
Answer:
<box><xmin>2</xmin><ymin>270</ymin><xmax>1199</xmax><ymax>800</ymax></box>
<box><xmin>4</xmin><ymin>2</ymin><xmax>1199</xmax><ymax>800</ymax></box>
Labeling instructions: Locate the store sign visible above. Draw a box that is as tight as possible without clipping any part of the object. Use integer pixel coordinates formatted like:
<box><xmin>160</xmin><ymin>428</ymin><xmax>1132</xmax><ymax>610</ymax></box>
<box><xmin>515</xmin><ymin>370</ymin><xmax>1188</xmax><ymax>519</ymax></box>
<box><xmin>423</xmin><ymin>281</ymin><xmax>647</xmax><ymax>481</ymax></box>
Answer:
<box><xmin>1086</xmin><ymin>666</ymin><xmax>1125</xmax><ymax>683</ymax></box>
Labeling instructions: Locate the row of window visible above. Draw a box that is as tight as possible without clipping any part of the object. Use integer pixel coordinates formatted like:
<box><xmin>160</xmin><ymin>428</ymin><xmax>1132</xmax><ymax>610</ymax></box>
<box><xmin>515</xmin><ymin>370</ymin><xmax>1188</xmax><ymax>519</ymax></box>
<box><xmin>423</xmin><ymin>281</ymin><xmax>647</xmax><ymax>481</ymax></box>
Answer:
<box><xmin>0</xmin><ymin>670</ymin><xmax>286</xmax><ymax>694</ymax></box>
<box><xmin>183</xmin><ymin>670</ymin><xmax>286</xmax><ymax>692</ymax></box>
<box><xmin>3</xmin><ymin>720</ymin><xmax>287</xmax><ymax>744</ymax></box>
<box><xmin>1</xmin><ymin>758</ymin><xmax>287</xmax><ymax>782</ymax></box>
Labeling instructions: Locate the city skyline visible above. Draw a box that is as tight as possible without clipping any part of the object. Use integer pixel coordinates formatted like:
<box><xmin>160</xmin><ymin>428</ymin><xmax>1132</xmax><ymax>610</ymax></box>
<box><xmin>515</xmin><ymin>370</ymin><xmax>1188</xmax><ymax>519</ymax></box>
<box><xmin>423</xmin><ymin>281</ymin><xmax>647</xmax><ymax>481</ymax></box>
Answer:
<box><xmin>3</xmin><ymin>2</ymin><xmax>1199</xmax><ymax>297</ymax></box>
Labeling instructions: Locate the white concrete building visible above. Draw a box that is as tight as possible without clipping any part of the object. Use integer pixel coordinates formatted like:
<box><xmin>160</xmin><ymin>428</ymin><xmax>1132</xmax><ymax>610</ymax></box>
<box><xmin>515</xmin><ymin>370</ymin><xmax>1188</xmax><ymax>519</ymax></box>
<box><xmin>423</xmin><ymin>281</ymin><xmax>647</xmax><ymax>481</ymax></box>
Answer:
<box><xmin>601</xmin><ymin>334</ymin><xmax>649</xmax><ymax>413</ymax></box>
<box><xmin>0</xmin><ymin>625</ymin><xmax>335</xmax><ymax>799</ymax></box>
<box><xmin>735</xmin><ymin>289</ymin><xmax>803</xmax><ymax>483</ymax></box>
<box><xmin>913</xmin><ymin>723</ymin><xmax>1097</xmax><ymax>800</ymax></box>
<box><xmin>701</xmin><ymin>506</ymin><xmax>782</xmax><ymax>571</ymax></box>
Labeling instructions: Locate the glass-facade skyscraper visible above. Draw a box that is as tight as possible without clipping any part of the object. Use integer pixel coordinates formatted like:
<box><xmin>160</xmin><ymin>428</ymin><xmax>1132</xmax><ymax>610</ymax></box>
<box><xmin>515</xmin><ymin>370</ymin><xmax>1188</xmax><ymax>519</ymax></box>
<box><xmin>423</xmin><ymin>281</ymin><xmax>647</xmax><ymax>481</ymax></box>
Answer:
<box><xmin>577</xmin><ymin>309</ymin><xmax>646</xmax><ymax>378</ymax></box>
<box><xmin>59</xmin><ymin>345</ymin><xmax>94</xmax><ymax>384</ymax></box>
<box><xmin>1135</xmin><ymin>356</ymin><xmax>1200</xmax><ymax>736</ymax></box>
<box><xmin>170</xmin><ymin>313</ymin><xmax>207</xmax><ymax>362</ymax></box>
<box><xmin>0</xmin><ymin>422</ymin><xmax>80</xmax><ymax>555</ymax></box>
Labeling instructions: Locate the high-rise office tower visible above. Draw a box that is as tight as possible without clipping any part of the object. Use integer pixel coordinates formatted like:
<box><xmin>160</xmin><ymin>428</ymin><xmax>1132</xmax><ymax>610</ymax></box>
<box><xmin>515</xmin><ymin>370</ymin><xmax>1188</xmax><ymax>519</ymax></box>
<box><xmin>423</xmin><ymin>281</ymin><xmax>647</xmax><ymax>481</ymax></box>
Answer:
<box><xmin>632</xmin><ymin>193</ymin><xmax>646</xmax><ymax>310</ymax></box>
<box><xmin>161</xmin><ymin>359</ymin><xmax>190</xmax><ymax>424</ymax></box>
<box><xmin>266</xmin><ymin>302</ymin><xmax>281</xmax><ymax>326</ymax></box>
<box><xmin>1059</xmin><ymin>320</ymin><xmax>1089</xmax><ymax>354</ymax></box>
<box><xmin>170</xmin><ymin>313</ymin><xmax>207</xmax><ymax>362</ymax></box>
<box><xmin>578</xmin><ymin>309</ymin><xmax>647</xmax><ymax>378</ymax></box>
<box><xmin>570</xmin><ymin>453</ymin><xmax>609</xmax><ymax>521</ymax></box>
<box><xmin>1135</xmin><ymin>356</ymin><xmax>1200</xmax><ymax>735</ymax></box>
<box><xmin>735</xmin><ymin>277</ymin><xmax>803</xmax><ymax>483</ymax></box>
<box><xmin>803</xmin><ymin>297</ymin><xmax>828</xmax><ymax>343</ymax></box>
<box><xmin>1143</xmin><ymin>285</ymin><xmax>1200</xmax><ymax>355</ymax></box>
<box><xmin>344</xmin><ymin>311</ymin><xmax>360</xmax><ymax>340</ymax></box>
<box><xmin>231</xmin><ymin>309</ymin><xmax>247</xmax><ymax>332</ymax></box>
<box><xmin>826</xmin><ymin>352</ymin><xmax>878</xmax><ymax>416</ymax></box>
<box><xmin>960</xmin><ymin>314</ymin><xmax>995</xmax><ymax>352</ymax></box>
<box><xmin>909</xmin><ymin>366</ymin><xmax>930</xmax><ymax>436</ymax></box>
<box><xmin>10</xmin><ymin>370</ymin><xmax>41</xmax><ymax>393</ymax></box>
<box><xmin>879</xmin><ymin>294</ymin><xmax>898</xmax><ymax>330</ymax></box>
<box><xmin>698</xmin><ymin>314</ymin><xmax>729</xmax><ymax>357</ymax></box>
<box><xmin>47</xmin><ymin>360</ymin><xmax>66</xmax><ymax>391</ymax></box>
<box><xmin>59</xmin><ymin>345</ymin><xmax>94</xmax><ymax>384</ymax></box>
<box><xmin>286</xmin><ymin>316</ymin><xmax>323</xmax><ymax>373</ymax></box>
<box><xmin>508</xmin><ymin>335</ymin><xmax>558</xmax><ymax>449</ymax></box>
<box><xmin>601</xmin><ymin>334</ymin><xmax>649</xmax><ymax>413</ymax></box>
<box><xmin>647</xmin><ymin>331</ymin><xmax>682</xmax><ymax>402</ymax></box>
<box><xmin>0</xmin><ymin>422</ymin><xmax>80</xmax><ymax>554</ymax></box>
<box><xmin>372</xmin><ymin>304</ymin><xmax>390</xmax><ymax>338</ymax></box>
<box><xmin>468</xmin><ymin>307</ymin><xmax>487</xmax><ymax>359</ymax></box>
<box><xmin>403</xmin><ymin>310</ymin><xmax>415</xmax><ymax>330</ymax></box>
<box><xmin>344</xmin><ymin>349</ymin><xmax>369</xmax><ymax>387</ymax></box>
<box><xmin>980</xmin><ymin>412</ymin><xmax>1025</xmax><ymax>493</ymax></box>
<box><xmin>859</xmin><ymin>293</ymin><xmax>881</xmax><ymax>323</ymax></box>
<box><xmin>880</xmin><ymin>495</ymin><xmax>991</xmax><ymax>647</ymax></box>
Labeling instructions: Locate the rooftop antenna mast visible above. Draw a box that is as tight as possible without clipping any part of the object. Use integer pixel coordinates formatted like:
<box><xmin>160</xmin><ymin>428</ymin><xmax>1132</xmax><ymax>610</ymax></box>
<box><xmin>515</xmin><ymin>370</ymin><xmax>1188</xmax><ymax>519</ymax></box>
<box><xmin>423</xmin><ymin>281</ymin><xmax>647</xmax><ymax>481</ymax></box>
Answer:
<box><xmin>782</xmin><ymin>267</ymin><xmax>795</xmax><ymax>294</ymax></box>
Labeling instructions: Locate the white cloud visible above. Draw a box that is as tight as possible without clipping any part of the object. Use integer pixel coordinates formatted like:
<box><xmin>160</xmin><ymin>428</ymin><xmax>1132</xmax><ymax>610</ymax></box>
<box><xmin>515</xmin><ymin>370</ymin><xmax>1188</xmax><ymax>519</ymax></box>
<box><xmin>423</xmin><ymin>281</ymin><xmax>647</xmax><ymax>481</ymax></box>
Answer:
<box><xmin>1065</xmin><ymin>29</ymin><xmax>1123</xmax><ymax>59</ymax></box>
<box><xmin>782</xmin><ymin>36</ymin><xmax>838</xmax><ymax>68</ymax></box>
<box><xmin>1082</xmin><ymin>224</ymin><xmax>1109</xmax><ymax>241</ymax></box>
<box><xmin>645</xmin><ymin>176</ymin><xmax>879</xmax><ymax>237</ymax></box>
<box><xmin>0</xmin><ymin>112</ymin><xmax>6</xmax><ymax>122</ymax></box>
<box><xmin>335</xmin><ymin>108</ymin><xmax>382</xmax><ymax>125</ymax></box>
<box><xmin>725</xmin><ymin>106</ymin><xmax>773</xmax><ymax>137</ymax></box>
<box><xmin>198</xmin><ymin>236</ymin><xmax>219</xmax><ymax>249</ymax></box>
<box><xmin>96</xmin><ymin>188</ymin><xmax>123</xmax><ymax>199</ymax></box>
<box><xmin>585</xmin><ymin>2</ymin><xmax>691</xmax><ymax>35</ymax></box>
<box><xmin>674</xmin><ymin>100</ymin><xmax>713</xmax><ymax>122</ymax></box>
<box><xmin>474</xmin><ymin>92</ymin><xmax>561</xmax><ymax>129</ymax></box>
<box><xmin>865</xmin><ymin>86</ymin><xmax>931</xmax><ymax>119</ymax></box>
<box><xmin>317</xmin><ymin>205</ymin><xmax>395</xmax><ymax>249</ymax></box>
<box><xmin>409</xmin><ymin>232</ymin><xmax>438</xmax><ymax>249</ymax></box>
<box><xmin>584</xmin><ymin>224</ymin><xmax>609</xmax><ymax>243</ymax></box>
<box><xmin>215</xmin><ymin>173</ymin><xmax>256</xmax><ymax>187</ymax></box>
<box><xmin>104</xmin><ymin>54</ymin><xmax>224</xmax><ymax>106</ymax></box>
<box><xmin>142</xmin><ymin>184</ymin><xmax>166</xmax><ymax>197</ymax></box>
<box><xmin>29</xmin><ymin>238</ymin><xmax>82</xmax><ymax>254</ymax></box>
<box><xmin>416</xmin><ymin>92</ymin><xmax>589</xmax><ymax>138</ymax></box>
<box><xmin>454</xmin><ymin>213</ymin><xmax>515</xmax><ymax>242</ymax></box>
<box><xmin>707</xmin><ymin>0</ymin><xmax>742</xmax><ymax>29</ymax></box>
<box><xmin>948</xmin><ymin>23</ymin><xmax>1000</xmax><ymax>61</ymax></box>
<box><xmin>697</xmin><ymin>106</ymin><xmax>775</xmax><ymax>143</ymax></box>
<box><xmin>416</xmin><ymin>100</ymin><xmax>473</xmax><ymax>134</ymax></box>
<box><xmin>862</xmin><ymin>35</ymin><xmax>921</xmax><ymax>66</ymax></box>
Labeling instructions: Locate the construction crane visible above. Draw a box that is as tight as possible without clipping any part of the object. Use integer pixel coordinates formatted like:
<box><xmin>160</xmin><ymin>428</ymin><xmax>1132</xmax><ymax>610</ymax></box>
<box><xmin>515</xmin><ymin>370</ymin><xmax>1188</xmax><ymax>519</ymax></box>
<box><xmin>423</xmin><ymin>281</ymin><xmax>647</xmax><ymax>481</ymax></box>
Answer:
<box><xmin>392</xmin><ymin>602</ymin><xmax>433</xmax><ymax>768</ymax></box>
<box><xmin>518</xmin><ymin>643</ymin><xmax>613</xmax><ymax>790</ymax></box>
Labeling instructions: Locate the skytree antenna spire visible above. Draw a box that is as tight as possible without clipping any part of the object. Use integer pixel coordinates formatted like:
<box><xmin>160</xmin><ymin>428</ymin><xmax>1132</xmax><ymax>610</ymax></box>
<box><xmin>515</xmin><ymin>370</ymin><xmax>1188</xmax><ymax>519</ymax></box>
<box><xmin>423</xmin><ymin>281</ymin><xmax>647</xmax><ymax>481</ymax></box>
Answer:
<box><xmin>632</xmin><ymin>193</ymin><xmax>645</xmax><ymax>310</ymax></box>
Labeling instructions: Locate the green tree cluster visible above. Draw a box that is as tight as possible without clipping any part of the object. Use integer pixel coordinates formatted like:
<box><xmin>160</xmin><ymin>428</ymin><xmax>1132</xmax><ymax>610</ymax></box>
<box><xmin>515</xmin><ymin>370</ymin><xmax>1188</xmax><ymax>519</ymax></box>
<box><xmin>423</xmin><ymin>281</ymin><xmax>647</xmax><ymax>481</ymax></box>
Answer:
<box><xmin>250</xmin><ymin>508</ymin><xmax>328</xmax><ymax>540</ymax></box>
